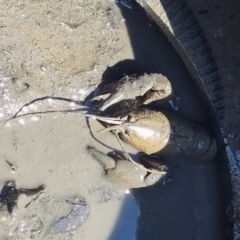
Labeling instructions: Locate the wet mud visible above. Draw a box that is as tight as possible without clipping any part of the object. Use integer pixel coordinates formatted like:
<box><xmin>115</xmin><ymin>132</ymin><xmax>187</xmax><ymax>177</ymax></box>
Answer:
<box><xmin>0</xmin><ymin>0</ymin><xmax>230</xmax><ymax>240</ymax></box>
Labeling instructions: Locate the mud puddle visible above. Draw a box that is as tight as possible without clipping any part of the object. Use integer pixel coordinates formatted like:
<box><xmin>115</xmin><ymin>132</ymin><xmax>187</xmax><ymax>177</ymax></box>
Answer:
<box><xmin>0</xmin><ymin>111</ymin><xmax>141</xmax><ymax>240</ymax></box>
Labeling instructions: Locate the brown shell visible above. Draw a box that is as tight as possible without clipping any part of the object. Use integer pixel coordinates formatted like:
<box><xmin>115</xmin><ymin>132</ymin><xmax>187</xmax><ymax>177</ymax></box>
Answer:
<box><xmin>119</xmin><ymin>109</ymin><xmax>216</xmax><ymax>162</ymax></box>
<box><xmin>120</xmin><ymin>109</ymin><xmax>171</xmax><ymax>154</ymax></box>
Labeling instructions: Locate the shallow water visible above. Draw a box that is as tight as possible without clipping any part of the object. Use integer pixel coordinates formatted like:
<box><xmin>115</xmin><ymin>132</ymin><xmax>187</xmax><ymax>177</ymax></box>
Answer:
<box><xmin>0</xmin><ymin>0</ymin><xmax>226</xmax><ymax>240</ymax></box>
<box><xmin>0</xmin><ymin>113</ymin><xmax>140</xmax><ymax>239</ymax></box>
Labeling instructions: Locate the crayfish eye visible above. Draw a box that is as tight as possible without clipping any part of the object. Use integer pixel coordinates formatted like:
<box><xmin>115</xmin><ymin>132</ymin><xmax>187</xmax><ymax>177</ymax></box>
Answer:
<box><xmin>127</xmin><ymin>114</ymin><xmax>135</xmax><ymax>122</ymax></box>
<box><xmin>123</xmin><ymin>128</ymin><xmax>131</xmax><ymax>136</ymax></box>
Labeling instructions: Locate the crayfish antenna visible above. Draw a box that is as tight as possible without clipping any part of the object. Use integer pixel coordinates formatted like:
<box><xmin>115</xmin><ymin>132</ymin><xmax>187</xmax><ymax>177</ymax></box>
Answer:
<box><xmin>114</xmin><ymin>133</ymin><xmax>166</xmax><ymax>174</ymax></box>
<box><xmin>83</xmin><ymin>114</ymin><xmax>123</xmax><ymax>125</ymax></box>
<box><xmin>91</xmin><ymin>93</ymin><xmax>111</xmax><ymax>101</ymax></box>
<box><xmin>97</xmin><ymin>125</ymin><xmax>121</xmax><ymax>133</ymax></box>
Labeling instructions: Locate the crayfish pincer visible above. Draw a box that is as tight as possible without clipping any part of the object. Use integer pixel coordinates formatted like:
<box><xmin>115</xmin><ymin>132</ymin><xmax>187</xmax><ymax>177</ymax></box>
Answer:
<box><xmin>96</xmin><ymin>109</ymin><xmax>217</xmax><ymax>163</ymax></box>
<box><xmin>93</xmin><ymin>73</ymin><xmax>173</xmax><ymax>111</ymax></box>
<box><xmin>87</xmin><ymin>146</ymin><xmax>168</xmax><ymax>189</ymax></box>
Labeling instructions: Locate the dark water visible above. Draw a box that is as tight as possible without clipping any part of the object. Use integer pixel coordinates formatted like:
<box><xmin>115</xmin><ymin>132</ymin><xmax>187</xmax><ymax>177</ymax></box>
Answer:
<box><xmin>106</xmin><ymin>2</ymin><xmax>226</xmax><ymax>240</ymax></box>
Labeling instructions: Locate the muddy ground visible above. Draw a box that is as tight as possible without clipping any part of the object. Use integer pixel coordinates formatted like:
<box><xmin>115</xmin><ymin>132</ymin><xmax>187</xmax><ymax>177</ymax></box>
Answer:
<box><xmin>0</xmin><ymin>1</ymin><xmax>138</xmax><ymax>239</ymax></box>
<box><xmin>0</xmin><ymin>0</ymin><xmax>239</xmax><ymax>239</ymax></box>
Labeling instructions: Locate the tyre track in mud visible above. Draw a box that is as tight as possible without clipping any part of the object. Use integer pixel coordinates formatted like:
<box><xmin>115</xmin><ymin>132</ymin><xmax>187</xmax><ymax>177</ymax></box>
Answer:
<box><xmin>135</xmin><ymin>0</ymin><xmax>237</xmax><ymax>239</ymax></box>
<box><xmin>136</xmin><ymin>0</ymin><xmax>225</xmax><ymax>122</ymax></box>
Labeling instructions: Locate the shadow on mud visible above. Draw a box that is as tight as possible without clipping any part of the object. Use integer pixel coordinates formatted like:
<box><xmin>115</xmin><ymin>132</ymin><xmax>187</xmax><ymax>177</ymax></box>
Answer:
<box><xmin>103</xmin><ymin>2</ymin><xmax>226</xmax><ymax>240</ymax></box>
